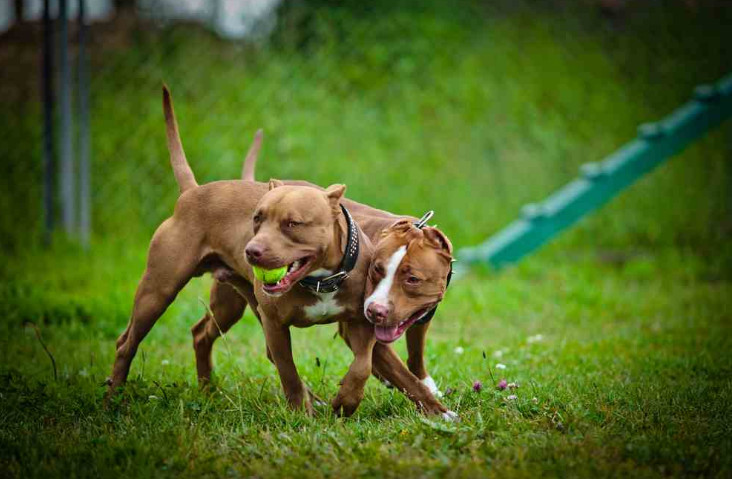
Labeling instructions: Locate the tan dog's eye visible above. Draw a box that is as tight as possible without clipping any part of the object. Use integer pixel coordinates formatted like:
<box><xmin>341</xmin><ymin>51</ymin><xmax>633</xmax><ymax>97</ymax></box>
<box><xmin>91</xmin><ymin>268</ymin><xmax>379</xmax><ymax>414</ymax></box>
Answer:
<box><xmin>253</xmin><ymin>212</ymin><xmax>263</xmax><ymax>223</ymax></box>
<box><xmin>406</xmin><ymin>275</ymin><xmax>421</xmax><ymax>285</ymax></box>
<box><xmin>286</xmin><ymin>220</ymin><xmax>302</xmax><ymax>228</ymax></box>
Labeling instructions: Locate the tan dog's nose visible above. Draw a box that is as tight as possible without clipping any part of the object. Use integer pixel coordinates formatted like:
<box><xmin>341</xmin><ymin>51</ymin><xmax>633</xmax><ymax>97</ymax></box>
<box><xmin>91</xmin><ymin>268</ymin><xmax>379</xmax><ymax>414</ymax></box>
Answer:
<box><xmin>366</xmin><ymin>303</ymin><xmax>389</xmax><ymax>324</ymax></box>
<box><xmin>245</xmin><ymin>244</ymin><xmax>264</xmax><ymax>263</ymax></box>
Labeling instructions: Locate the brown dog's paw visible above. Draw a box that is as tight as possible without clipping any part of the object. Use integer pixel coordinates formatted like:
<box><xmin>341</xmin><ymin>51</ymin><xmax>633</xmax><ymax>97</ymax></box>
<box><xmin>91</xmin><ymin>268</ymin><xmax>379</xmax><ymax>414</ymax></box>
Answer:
<box><xmin>331</xmin><ymin>392</ymin><xmax>363</xmax><ymax>418</ymax></box>
<box><xmin>418</xmin><ymin>398</ymin><xmax>450</xmax><ymax>417</ymax></box>
<box><xmin>420</xmin><ymin>403</ymin><xmax>459</xmax><ymax>421</ymax></box>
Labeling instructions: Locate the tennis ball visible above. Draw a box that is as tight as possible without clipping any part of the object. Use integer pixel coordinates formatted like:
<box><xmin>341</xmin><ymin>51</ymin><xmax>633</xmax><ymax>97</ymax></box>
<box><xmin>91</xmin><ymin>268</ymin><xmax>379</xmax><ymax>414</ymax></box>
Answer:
<box><xmin>252</xmin><ymin>265</ymin><xmax>288</xmax><ymax>284</ymax></box>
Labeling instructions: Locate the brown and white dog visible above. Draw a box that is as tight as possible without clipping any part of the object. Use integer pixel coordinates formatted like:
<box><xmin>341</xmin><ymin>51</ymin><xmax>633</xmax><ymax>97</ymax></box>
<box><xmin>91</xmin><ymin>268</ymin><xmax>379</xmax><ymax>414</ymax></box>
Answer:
<box><xmin>195</xmin><ymin>131</ymin><xmax>454</xmax><ymax>399</ymax></box>
<box><xmin>108</xmin><ymin>87</ymin><xmax>453</xmax><ymax>419</ymax></box>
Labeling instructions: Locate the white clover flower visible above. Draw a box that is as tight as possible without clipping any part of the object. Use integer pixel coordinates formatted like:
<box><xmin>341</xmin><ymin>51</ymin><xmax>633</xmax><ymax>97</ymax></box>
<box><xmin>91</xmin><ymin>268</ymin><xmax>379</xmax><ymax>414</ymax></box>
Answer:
<box><xmin>454</xmin><ymin>346</ymin><xmax>464</xmax><ymax>355</ymax></box>
<box><xmin>495</xmin><ymin>363</ymin><xmax>507</xmax><ymax>370</ymax></box>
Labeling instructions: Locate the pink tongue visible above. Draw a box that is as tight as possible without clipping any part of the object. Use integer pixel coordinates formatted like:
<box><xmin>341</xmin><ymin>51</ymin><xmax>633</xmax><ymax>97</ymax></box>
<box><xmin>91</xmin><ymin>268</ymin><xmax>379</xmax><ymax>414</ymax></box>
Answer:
<box><xmin>374</xmin><ymin>326</ymin><xmax>400</xmax><ymax>343</ymax></box>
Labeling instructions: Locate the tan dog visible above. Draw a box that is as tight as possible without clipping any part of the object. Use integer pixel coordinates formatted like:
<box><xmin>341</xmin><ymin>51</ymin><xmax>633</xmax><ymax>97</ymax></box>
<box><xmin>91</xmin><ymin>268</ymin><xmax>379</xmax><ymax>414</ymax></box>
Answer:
<box><xmin>194</xmin><ymin>133</ymin><xmax>454</xmax><ymax>399</ymax></box>
<box><xmin>109</xmin><ymin>87</ymin><xmax>451</xmax><ymax>418</ymax></box>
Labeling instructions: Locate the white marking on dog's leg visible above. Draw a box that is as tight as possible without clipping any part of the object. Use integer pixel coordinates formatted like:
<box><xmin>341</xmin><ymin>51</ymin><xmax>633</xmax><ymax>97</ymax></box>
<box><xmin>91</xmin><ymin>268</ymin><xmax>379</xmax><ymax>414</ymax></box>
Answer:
<box><xmin>442</xmin><ymin>410</ymin><xmax>459</xmax><ymax>422</ymax></box>
<box><xmin>363</xmin><ymin>246</ymin><xmax>407</xmax><ymax>316</ymax></box>
<box><xmin>421</xmin><ymin>376</ymin><xmax>443</xmax><ymax>398</ymax></box>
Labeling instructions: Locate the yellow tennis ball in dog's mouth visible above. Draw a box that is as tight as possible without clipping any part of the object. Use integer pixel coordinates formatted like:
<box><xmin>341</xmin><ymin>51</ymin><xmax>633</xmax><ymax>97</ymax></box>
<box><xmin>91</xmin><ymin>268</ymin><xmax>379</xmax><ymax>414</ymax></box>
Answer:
<box><xmin>252</xmin><ymin>265</ymin><xmax>288</xmax><ymax>284</ymax></box>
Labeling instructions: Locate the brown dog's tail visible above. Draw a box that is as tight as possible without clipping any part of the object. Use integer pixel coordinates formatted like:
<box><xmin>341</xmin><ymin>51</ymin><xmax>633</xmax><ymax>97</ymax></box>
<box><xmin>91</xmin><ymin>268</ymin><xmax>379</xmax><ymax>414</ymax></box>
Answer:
<box><xmin>162</xmin><ymin>85</ymin><xmax>198</xmax><ymax>194</ymax></box>
<box><xmin>241</xmin><ymin>129</ymin><xmax>263</xmax><ymax>182</ymax></box>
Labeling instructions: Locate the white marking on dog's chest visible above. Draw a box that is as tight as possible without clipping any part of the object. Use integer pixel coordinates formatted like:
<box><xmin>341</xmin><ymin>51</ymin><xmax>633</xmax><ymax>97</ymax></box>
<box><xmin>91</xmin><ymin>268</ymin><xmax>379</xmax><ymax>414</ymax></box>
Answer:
<box><xmin>304</xmin><ymin>292</ymin><xmax>345</xmax><ymax>320</ymax></box>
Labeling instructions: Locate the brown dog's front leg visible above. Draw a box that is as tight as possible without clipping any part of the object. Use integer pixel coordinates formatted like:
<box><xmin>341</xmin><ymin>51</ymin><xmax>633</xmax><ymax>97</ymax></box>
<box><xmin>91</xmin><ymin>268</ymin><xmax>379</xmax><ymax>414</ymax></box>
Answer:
<box><xmin>372</xmin><ymin>342</ymin><xmax>456</xmax><ymax>419</ymax></box>
<box><xmin>260</xmin><ymin>315</ymin><xmax>312</xmax><ymax>414</ymax></box>
<box><xmin>332</xmin><ymin>321</ymin><xmax>376</xmax><ymax>417</ymax></box>
<box><xmin>406</xmin><ymin>321</ymin><xmax>430</xmax><ymax>380</ymax></box>
<box><xmin>405</xmin><ymin>321</ymin><xmax>443</xmax><ymax>398</ymax></box>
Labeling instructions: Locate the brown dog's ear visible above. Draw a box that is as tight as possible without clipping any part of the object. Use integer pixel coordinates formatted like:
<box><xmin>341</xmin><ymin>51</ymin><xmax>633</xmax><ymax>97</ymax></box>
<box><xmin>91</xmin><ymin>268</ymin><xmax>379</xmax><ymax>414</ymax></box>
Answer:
<box><xmin>422</xmin><ymin>226</ymin><xmax>453</xmax><ymax>257</ymax></box>
<box><xmin>269</xmin><ymin>179</ymin><xmax>284</xmax><ymax>190</ymax></box>
<box><xmin>324</xmin><ymin>184</ymin><xmax>346</xmax><ymax>214</ymax></box>
<box><xmin>381</xmin><ymin>218</ymin><xmax>413</xmax><ymax>239</ymax></box>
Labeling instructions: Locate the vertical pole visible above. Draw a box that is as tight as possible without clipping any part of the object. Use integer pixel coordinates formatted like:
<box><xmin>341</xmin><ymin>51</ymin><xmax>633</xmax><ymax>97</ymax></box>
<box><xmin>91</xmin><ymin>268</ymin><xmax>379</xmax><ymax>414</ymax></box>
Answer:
<box><xmin>58</xmin><ymin>0</ymin><xmax>75</xmax><ymax>237</ymax></box>
<box><xmin>42</xmin><ymin>0</ymin><xmax>55</xmax><ymax>246</ymax></box>
<box><xmin>78</xmin><ymin>0</ymin><xmax>91</xmax><ymax>247</ymax></box>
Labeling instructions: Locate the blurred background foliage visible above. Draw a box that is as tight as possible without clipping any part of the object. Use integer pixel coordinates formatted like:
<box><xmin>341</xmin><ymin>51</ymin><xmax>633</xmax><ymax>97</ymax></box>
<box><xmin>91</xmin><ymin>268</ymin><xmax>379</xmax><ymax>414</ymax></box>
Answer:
<box><xmin>1</xmin><ymin>0</ymin><xmax>731</xmax><ymax>273</ymax></box>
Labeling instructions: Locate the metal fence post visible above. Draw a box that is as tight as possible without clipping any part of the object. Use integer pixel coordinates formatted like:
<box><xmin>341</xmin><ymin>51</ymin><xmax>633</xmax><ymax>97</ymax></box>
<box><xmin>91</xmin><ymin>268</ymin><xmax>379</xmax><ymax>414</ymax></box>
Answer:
<box><xmin>42</xmin><ymin>0</ymin><xmax>54</xmax><ymax>246</ymax></box>
<box><xmin>58</xmin><ymin>0</ymin><xmax>76</xmax><ymax>237</ymax></box>
<box><xmin>78</xmin><ymin>0</ymin><xmax>91</xmax><ymax>247</ymax></box>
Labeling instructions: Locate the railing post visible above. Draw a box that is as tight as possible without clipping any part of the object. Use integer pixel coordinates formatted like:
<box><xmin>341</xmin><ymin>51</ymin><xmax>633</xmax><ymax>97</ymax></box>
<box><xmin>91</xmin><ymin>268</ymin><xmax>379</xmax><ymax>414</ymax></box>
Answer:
<box><xmin>41</xmin><ymin>0</ymin><xmax>54</xmax><ymax>246</ymax></box>
<box><xmin>78</xmin><ymin>0</ymin><xmax>91</xmax><ymax>248</ymax></box>
<box><xmin>58</xmin><ymin>0</ymin><xmax>76</xmax><ymax>237</ymax></box>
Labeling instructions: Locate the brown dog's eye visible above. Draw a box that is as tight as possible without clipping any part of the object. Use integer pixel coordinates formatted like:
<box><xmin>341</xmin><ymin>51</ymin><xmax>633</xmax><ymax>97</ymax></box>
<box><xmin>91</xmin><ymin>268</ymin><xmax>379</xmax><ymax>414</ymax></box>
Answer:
<box><xmin>373</xmin><ymin>263</ymin><xmax>385</xmax><ymax>277</ymax></box>
<box><xmin>287</xmin><ymin>220</ymin><xmax>302</xmax><ymax>228</ymax></box>
<box><xmin>406</xmin><ymin>275</ymin><xmax>421</xmax><ymax>285</ymax></box>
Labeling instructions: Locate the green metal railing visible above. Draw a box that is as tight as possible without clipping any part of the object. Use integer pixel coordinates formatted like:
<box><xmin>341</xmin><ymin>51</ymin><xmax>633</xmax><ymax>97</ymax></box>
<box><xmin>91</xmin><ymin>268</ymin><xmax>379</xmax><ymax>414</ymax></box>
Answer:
<box><xmin>458</xmin><ymin>73</ymin><xmax>732</xmax><ymax>270</ymax></box>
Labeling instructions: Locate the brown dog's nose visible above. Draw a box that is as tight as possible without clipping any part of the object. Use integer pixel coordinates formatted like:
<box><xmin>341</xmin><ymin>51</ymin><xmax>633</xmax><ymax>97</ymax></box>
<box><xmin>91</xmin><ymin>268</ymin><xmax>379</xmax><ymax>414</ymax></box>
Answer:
<box><xmin>245</xmin><ymin>244</ymin><xmax>264</xmax><ymax>263</ymax></box>
<box><xmin>366</xmin><ymin>303</ymin><xmax>389</xmax><ymax>324</ymax></box>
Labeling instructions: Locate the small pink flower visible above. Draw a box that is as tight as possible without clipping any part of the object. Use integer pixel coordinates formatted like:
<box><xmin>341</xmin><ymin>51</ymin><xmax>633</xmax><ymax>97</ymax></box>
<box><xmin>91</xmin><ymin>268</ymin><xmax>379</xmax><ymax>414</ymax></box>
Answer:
<box><xmin>472</xmin><ymin>380</ymin><xmax>483</xmax><ymax>392</ymax></box>
<box><xmin>506</xmin><ymin>394</ymin><xmax>518</xmax><ymax>401</ymax></box>
<box><xmin>497</xmin><ymin>379</ymin><xmax>508</xmax><ymax>390</ymax></box>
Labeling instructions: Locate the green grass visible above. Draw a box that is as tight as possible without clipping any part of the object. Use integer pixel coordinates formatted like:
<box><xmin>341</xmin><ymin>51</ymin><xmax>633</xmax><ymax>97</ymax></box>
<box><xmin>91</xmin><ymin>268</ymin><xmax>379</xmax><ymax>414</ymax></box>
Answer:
<box><xmin>1</xmin><ymin>0</ymin><xmax>732</xmax><ymax>477</ymax></box>
<box><xmin>1</xmin><ymin>248</ymin><xmax>731</xmax><ymax>477</ymax></box>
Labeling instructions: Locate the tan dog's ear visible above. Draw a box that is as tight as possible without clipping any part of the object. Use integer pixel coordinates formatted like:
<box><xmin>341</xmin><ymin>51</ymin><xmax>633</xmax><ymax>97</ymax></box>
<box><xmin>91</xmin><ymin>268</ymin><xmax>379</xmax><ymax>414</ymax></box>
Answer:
<box><xmin>269</xmin><ymin>179</ymin><xmax>284</xmax><ymax>190</ymax></box>
<box><xmin>324</xmin><ymin>184</ymin><xmax>346</xmax><ymax>215</ymax></box>
<box><xmin>422</xmin><ymin>227</ymin><xmax>453</xmax><ymax>257</ymax></box>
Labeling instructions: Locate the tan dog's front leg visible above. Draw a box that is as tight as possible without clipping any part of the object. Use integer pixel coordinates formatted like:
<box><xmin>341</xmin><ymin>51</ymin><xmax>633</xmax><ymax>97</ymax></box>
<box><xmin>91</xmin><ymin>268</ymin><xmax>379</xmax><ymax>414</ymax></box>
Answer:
<box><xmin>332</xmin><ymin>321</ymin><xmax>376</xmax><ymax>417</ymax></box>
<box><xmin>260</xmin><ymin>314</ymin><xmax>312</xmax><ymax>414</ymax></box>
<box><xmin>373</xmin><ymin>342</ymin><xmax>456</xmax><ymax>420</ymax></box>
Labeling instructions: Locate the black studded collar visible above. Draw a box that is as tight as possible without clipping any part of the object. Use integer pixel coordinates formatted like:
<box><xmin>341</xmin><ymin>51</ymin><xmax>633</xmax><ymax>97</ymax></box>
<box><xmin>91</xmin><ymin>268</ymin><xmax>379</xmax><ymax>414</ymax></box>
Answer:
<box><xmin>299</xmin><ymin>204</ymin><xmax>359</xmax><ymax>294</ymax></box>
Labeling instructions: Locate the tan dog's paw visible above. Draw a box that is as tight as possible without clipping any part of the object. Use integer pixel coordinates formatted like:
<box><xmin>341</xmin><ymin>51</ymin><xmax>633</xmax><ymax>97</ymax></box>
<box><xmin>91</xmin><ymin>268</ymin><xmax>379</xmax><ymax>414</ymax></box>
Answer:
<box><xmin>286</xmin><ymin>389</ymin><xmax>314</xmax><ymax>416</ymax></box>
<box><xmin>331</xmin><ymin>391</ymin><xmax>363</xmax><ymax>417</ymax></box>
<box><xmin>307</xmin><ymin>389</ymin><xmax>327</xmax><ymax>408</ymax></box>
